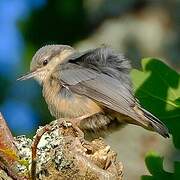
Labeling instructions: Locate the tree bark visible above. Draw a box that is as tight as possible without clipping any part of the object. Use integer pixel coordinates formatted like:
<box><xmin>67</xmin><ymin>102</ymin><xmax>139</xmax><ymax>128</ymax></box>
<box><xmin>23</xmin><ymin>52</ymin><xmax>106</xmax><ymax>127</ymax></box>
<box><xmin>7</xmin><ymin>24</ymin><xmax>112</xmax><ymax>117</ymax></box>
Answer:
<box><xmin>0</xmin><ymin>113</ymin><xmax>123</xmax><ymax>180</ymax></box>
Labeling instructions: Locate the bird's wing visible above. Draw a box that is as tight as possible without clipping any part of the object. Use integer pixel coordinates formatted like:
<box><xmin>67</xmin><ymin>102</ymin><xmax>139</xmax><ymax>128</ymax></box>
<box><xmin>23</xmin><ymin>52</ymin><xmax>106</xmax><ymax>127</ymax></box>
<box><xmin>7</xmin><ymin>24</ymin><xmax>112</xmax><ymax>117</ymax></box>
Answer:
<box><xmin>53</xmin><ymin>47</ymin><xmax>170</xmax><ymax>138</ymax></box>
<box><xmin>59</xmin><ymin>64</ymin><xmax>98</xmax><ymax>85</ymax></box>
<box><xmin>69</xmin><ymin>72</ymin><xmax>138</xmax><ymax>120</ymax></box>
<box><xmin>55</xmin><ymin>63</ymin><xmax>138</xmax><ymax>121</ymax></box>
<box><xmin>56</xmin><ymin>63</ymin><xmax>169</xmax><ymax>137</ymax></box>
<box><xmin>52</xmin><ymin>47</ymin><xmax>139</xmax><ymax>120</ymax></box>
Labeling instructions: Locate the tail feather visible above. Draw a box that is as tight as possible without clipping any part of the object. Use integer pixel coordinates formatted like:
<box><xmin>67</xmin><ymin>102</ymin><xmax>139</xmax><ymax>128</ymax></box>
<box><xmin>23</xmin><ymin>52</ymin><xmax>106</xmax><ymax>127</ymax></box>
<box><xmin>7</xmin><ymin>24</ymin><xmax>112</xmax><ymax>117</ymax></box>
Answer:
<box><xmin>139</xmin><ymin>107</ymin><xmax>169</xmax><ymax>138</ymax></box>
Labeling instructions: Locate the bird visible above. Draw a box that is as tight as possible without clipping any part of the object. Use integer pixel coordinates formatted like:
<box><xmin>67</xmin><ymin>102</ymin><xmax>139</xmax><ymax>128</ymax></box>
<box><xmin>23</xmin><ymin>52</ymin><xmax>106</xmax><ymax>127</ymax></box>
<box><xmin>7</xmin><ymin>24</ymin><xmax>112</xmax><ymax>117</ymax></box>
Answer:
<box><xmin>18</xmin><ymin>45</ymin><xmax>169</xmax><ymax>138</ymax></box>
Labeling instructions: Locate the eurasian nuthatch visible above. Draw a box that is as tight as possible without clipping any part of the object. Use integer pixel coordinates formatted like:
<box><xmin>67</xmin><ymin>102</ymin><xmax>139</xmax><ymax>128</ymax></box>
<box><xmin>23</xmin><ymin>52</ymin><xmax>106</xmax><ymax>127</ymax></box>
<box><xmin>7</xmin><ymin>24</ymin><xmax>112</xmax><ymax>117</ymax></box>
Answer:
<box><xmin>18</xmin><ymin>45</ymin><xmax>169</xmax><ymax>138</ymax></box>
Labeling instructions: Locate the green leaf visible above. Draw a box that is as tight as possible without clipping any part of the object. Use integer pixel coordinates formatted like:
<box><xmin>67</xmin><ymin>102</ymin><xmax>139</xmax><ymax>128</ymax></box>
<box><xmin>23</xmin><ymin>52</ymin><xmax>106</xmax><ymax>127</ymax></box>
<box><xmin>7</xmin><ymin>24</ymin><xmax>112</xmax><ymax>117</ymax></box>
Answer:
<box><xmin>141</xmin><ymin>176</ymin><xmax>154</xmax><ymax>180</ymax></box>
<box><xmin>133</xmin><ymin>59</ymin><xmax>180</xmax><ymax>180</ymax></box>
<box><xmin>174</xmin><ymin>161</ymin><xmax>180</xmax><ymax>179</ymax></box>
<box><xmin>141</xmin><ymin>152</ymin><xmax>173</xmax><ymax>180</ymax></box>
<box><xmin>131</xmin><ymin>58</ymin><xmax>180</xmax><ymax>148</ymax></box>
<box><xmin>145</xmin><ymin>152</ymin><xmax>164</xmax><ymax>175</ymax></box>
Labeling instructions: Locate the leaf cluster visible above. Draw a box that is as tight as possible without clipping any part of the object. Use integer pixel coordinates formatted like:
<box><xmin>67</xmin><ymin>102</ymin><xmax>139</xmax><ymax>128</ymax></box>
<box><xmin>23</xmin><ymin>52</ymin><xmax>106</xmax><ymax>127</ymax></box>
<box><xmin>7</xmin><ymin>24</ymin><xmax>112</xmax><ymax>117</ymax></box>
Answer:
<box><xmin>131</xmin><ymin>58</ymin><xmax>180</xmax><ymax>179</ymax></box>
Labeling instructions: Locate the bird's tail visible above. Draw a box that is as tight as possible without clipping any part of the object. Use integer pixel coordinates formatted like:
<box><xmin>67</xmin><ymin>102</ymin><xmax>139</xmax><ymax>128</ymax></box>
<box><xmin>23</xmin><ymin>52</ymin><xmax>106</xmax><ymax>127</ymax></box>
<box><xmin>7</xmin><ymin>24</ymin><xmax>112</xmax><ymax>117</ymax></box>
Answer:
<box><xmin>134</xmin><ymin>106</ymin><xmax>169</xmax><ymax>138</ymax></box>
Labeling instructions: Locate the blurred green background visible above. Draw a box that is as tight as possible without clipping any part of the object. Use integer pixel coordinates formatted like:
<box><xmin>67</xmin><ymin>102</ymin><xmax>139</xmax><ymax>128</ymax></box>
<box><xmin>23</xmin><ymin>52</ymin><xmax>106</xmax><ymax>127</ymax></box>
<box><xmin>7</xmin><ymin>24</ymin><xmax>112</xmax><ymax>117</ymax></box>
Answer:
<box><xmin>0</xmin><ymin>0</ymin><xmax>180</xmax><ymax>179</ymax></box>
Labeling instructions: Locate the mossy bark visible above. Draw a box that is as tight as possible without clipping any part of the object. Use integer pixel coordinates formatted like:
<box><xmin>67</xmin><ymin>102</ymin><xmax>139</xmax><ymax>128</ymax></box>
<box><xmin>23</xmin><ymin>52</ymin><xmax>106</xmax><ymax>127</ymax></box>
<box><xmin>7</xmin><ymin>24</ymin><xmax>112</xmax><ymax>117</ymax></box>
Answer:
<box><xmin>0</xmin><ymin>113</ymin><xmax>123</xmax><ymax>180</ymax></box>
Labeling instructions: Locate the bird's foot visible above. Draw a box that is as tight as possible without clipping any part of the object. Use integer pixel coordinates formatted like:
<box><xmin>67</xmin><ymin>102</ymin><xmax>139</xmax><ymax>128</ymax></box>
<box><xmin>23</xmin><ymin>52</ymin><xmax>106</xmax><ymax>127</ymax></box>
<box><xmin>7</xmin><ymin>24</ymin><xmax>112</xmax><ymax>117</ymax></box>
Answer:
<box><xmin>56</xmin><ymin>117</ymin><xmax>95</xmax><ymax>153</ymax></box>
<box><xmin>55</xmin><ymin>117</ymin><xmax>92</xmax><ymax>152</ymax></box>
<box><xmin>55</xmin><ymin>113</ymin><xmax>94</xmax><ymax>138</ymax></box>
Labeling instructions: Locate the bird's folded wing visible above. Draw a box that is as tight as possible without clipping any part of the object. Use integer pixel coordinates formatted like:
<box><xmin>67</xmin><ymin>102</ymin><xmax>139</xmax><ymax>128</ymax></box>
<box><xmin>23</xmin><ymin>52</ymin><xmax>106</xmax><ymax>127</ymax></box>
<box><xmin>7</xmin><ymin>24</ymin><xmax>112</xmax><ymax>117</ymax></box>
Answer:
<box><xmin>59</xmin><ymin>65</ymin><xmax>139</xmax><ymax>120</ymax></box>
<box><xmin>60</xmin><ymin>67</ymin><xmax>97</xmax><ymax>85</ymax></box>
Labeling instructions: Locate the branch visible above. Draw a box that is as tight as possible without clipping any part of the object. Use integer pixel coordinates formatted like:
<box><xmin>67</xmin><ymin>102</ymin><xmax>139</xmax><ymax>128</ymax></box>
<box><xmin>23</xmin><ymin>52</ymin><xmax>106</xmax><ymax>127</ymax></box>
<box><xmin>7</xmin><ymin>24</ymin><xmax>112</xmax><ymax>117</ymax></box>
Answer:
<box><xmin>0</xmin><ymin>113</ymin><xmax>123</xmax><ymax>180</ymax></box>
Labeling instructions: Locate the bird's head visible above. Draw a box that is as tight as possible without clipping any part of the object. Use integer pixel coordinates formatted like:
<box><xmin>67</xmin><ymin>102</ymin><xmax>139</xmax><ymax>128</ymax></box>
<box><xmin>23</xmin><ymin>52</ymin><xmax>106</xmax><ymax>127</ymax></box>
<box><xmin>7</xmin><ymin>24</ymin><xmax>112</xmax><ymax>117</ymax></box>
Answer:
<box><xmin>17</xmin><ymin>45</ymin><xmax>75</xmax><ymax>84</ymax></box>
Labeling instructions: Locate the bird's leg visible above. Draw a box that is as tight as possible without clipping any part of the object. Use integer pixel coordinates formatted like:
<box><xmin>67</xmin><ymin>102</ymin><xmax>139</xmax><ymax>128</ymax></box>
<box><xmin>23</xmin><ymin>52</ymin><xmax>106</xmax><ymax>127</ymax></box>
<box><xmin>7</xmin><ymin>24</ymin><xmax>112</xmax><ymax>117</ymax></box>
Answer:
<box><xmin>71</xmin><ymin>114</ymin><xmax>96</xmax><ymax>151</ymax></box>
<box><xmin>56</xmin><ymin>113</ymin><xmax>94</xmax><ymax>138</ymax></box>
<box><xmin>56</xmin><ymin>114</ymin><xmax>95</xmax><ymax>151</ymax></box>
<box><xmin>55</xmin><ymin>117</ymin><xmax>84</xmax><ymax>138</ymax></box>
<box><xmin>68</xmin><ymin>114</ymin><xmax>90</xmax><ymax>138</ymax></box>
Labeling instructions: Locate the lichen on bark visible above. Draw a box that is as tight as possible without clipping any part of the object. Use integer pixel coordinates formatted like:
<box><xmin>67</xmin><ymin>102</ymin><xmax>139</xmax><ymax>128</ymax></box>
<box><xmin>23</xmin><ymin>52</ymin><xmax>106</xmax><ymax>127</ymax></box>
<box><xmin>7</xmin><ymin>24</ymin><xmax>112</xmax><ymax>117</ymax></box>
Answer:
<box><xmin>0</xmin><ymin>113</ymin><xmax>123</xmax><ymax>180</ymax></box>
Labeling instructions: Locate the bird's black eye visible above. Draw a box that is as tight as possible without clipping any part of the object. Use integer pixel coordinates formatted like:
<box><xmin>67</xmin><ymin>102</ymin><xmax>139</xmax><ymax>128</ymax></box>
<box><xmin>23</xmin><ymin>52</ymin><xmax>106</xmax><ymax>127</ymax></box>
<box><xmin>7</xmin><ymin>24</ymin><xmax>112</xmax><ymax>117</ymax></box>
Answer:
<box><xmin>43</xmin><ymin>59</ymin><xmax>48</xmax><ymax>66</ymax></box>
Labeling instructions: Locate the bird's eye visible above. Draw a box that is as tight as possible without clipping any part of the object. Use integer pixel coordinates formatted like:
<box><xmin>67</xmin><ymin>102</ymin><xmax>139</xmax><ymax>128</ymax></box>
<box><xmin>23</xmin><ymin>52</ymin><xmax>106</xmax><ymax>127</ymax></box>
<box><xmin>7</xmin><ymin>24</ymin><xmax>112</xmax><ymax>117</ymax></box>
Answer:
<box><xmin>43</xmin><ymin>59</ymin><xmax>48</xmax><ymax>66</ymax></box>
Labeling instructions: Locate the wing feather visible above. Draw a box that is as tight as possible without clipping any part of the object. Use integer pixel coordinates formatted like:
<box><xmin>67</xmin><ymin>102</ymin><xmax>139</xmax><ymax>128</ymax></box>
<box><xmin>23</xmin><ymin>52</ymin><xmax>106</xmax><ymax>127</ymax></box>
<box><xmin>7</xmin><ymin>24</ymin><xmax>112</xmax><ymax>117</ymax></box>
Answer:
<box><xmin>52</xmin><ymin>47</ymin><xmax>139</xmax><ymax>120</ymax></box>
<box><xmin>56</xmin><ymin>64</ymin><xmax>138</xmax><ymax>120</ymax></box>
<box><xmin>60</xmin><ymin>66</ymin><xmax>97</xmax><ymax>85</ymax></box>
<box><xmin>69</xmin><ymin>73</ymin><xmax>139</xmax><ymax>120</ymax></box>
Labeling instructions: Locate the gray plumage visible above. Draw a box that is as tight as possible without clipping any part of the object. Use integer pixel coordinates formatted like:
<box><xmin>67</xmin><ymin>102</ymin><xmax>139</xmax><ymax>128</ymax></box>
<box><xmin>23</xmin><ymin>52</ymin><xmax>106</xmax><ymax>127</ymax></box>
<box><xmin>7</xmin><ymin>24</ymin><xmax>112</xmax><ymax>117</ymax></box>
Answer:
<box><xmin>18</xmin><ymin>45</ymin><xmax>169</xmax><ymax>138</ymax></box>
<box><xmin>55</xmin><ymin>47</ymin><xmax>168</xmax><ymax>137</ymax></box>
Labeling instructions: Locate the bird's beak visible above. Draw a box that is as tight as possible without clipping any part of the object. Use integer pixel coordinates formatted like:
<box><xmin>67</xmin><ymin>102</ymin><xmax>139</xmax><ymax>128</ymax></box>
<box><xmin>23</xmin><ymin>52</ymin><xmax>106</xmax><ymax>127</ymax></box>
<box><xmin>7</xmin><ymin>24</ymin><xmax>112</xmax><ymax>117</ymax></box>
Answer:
<box><xmin>17</xmin><ymin>69</ymin><xmax>39</xmax><ymax>81</ymax></box>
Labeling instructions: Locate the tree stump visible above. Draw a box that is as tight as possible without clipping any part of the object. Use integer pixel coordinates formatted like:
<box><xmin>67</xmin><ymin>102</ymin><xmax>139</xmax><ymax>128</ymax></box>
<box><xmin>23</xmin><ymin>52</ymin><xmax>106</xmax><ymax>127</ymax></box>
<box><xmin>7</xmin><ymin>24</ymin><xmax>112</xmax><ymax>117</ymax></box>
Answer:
<box><xmin>0</xmin><ymin>113</ymin><xmax>123</xmax><ymax>180</ymax></box>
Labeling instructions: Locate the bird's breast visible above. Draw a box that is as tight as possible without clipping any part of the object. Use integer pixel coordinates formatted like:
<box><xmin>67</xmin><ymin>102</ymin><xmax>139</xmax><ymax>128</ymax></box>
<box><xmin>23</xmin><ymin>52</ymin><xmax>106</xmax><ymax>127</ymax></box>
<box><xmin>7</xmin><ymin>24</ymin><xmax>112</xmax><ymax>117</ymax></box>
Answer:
<box><xmin>42</xmin><ymin>78</ymin><xmax>102</xmax><ymax>119</ymax></box>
